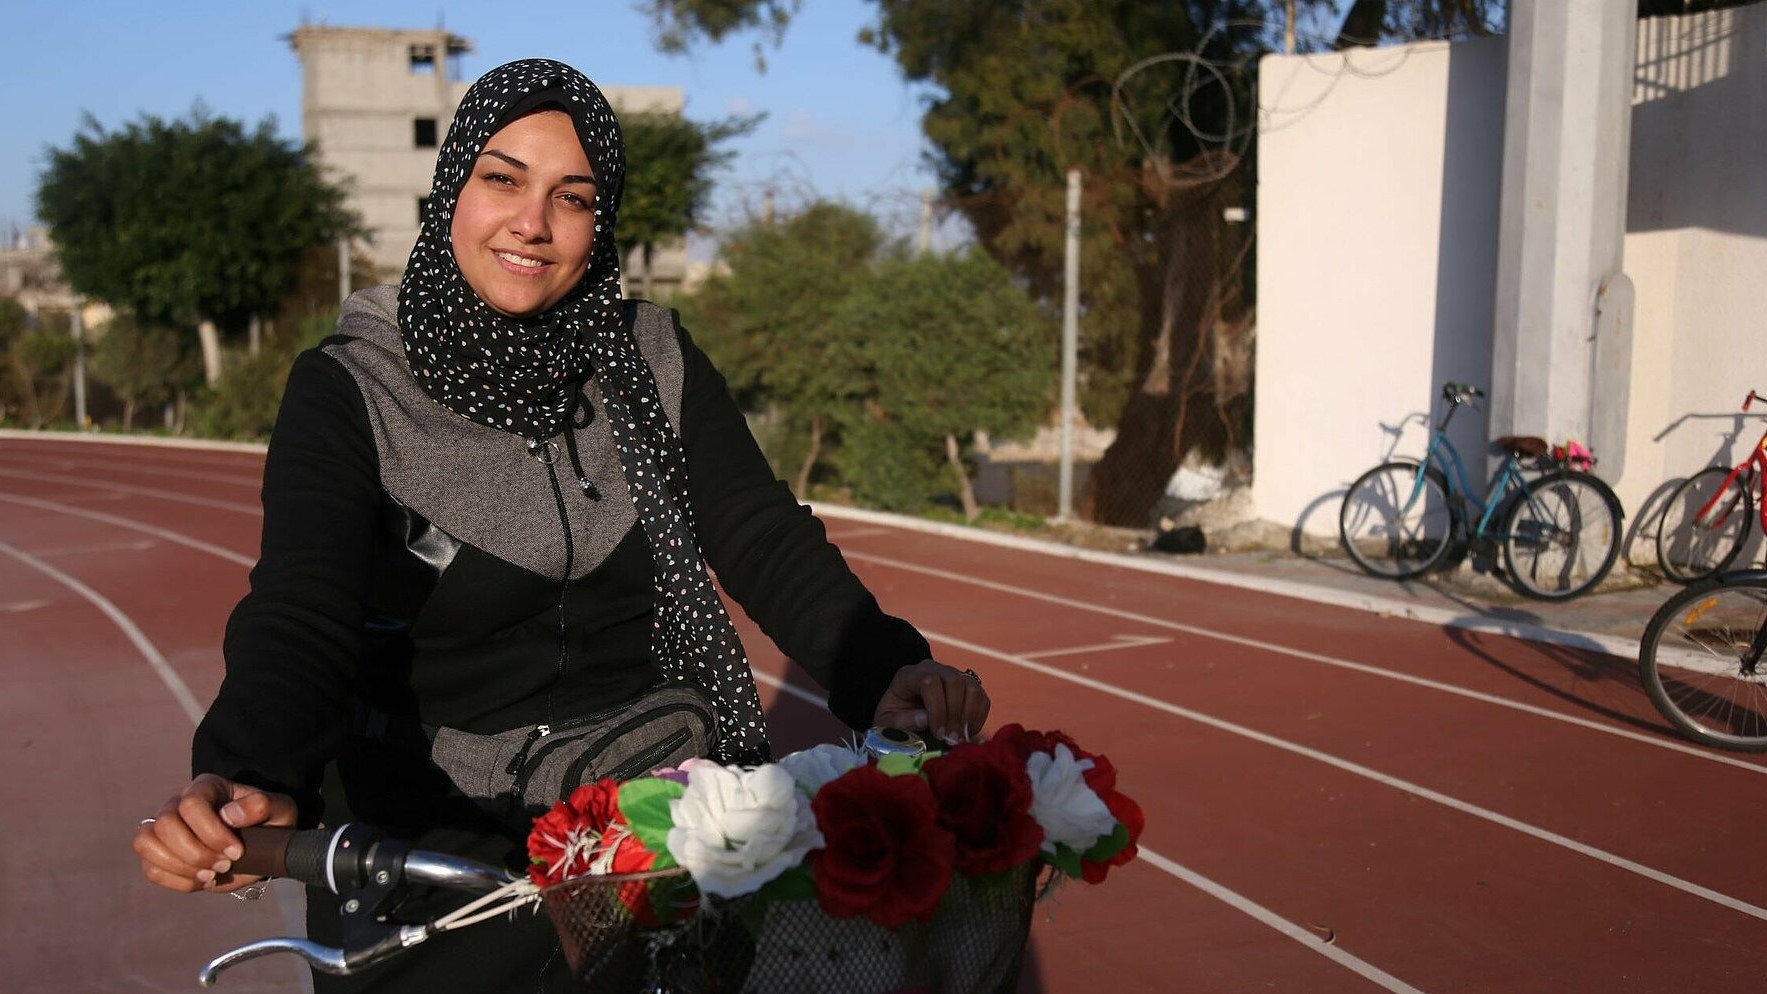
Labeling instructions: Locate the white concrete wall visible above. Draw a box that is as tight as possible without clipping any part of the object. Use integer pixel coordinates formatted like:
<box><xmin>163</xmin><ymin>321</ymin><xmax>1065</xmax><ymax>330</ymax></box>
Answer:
<box><xmin>1620</xmin><ymin>7</ymin><xmax>1767</xmax><ymax>555</ymax></box>
<box><xmin>1253</xmin><ymin>6</ymin><xmax>1767</xmax><ymax>550</ymax></box>
<box><xmin>1252</xmin><ymin>38</ymin><xmax>1507</xmax><ymax>537</ymax></box>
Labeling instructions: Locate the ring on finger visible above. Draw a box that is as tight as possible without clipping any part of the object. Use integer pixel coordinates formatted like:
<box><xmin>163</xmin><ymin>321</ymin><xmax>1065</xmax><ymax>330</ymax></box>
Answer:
<box><xmin>138</xmin><ymin>817</ymin><xmax>157</xmax><ymax>828</ymax></box>
<box><xmin>961</xmin><ymin>668</ymin><xmax>982</xmax><ymax>686</ymax></box>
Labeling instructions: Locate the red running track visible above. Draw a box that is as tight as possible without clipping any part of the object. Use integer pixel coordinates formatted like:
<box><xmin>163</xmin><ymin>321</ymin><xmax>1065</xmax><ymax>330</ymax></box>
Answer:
<box><xmin>2</xmin><ymin>434</ymin><xmax>1762</xmax><ymax>994</ymax></box>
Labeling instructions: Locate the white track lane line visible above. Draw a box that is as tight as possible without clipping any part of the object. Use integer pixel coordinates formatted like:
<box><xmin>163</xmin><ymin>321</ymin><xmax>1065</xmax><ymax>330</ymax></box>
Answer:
<box><xmin>1022</xmin><ymin>635</ymin><xmax>1171</xmax><ymax>659</ymax></box>
<box><xmin>849</xmin><ymin>550</ymin><xmax>1767</xmax><ymax>775</ymax></box>
<box><xmin>0</xmin><ymin>492</ymin><xmax>256</xmax><ymax>567</ymax></box>
<box><xmin>0</xmin><ymin>493</ymin><xmax>309</xmax><ymax>986</ymax></box>
<box><xmin>0</xmin><ymin>537</ymin><xmax>204</xmax><ymax>725</ymax></box>
<box><xmin>13</xmin><ymin>469</ymin><xmax>1759</xmax><ymax>775</ymax></box>
<box><xmin>1136</xmin><ymin>846</ymin><xmax>1428</xmax><ymax>994</ymax></box>
<box><xmin>0</xmin><ymin>467</ymin><xmax>260</xmax><ymax>514</ymax></box>
<box><xmin>14</xmin><ymin>449</ymin><xmax>1751</xmax><ymax>954</ymax></box>
<box><xmin>924</xmin><ymin>629</ymin><xmax>1767</xmax><ymax>924</ymax></box>
<box><xmin>8</xmin><ymin>465</ymin><xmax>1760</xmax><ymax>777</ymax></box>
<box><xmin>0</xmin><ymin>452</ymin><xmax>262</xmax><ymax>488</ymax></box>
<box><xmin>751</xmin><ymin>669</ymin><xmax>827</xmax><ymax>708</ymax></box>
<box><xmin>753</xmin><ymin>660</ymin><xmax>1430</xmax><ymax>993</ymax></box>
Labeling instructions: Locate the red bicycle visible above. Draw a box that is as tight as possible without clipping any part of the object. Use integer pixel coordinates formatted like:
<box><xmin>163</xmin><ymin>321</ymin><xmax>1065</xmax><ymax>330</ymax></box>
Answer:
<box><xmin>1656</xmin><ymin>389</ymin><xmax>1767</xmax><ymax>583</ymax></box>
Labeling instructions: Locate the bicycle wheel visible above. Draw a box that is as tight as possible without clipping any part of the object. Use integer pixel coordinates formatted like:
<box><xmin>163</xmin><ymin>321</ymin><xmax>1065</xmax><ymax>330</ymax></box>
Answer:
<box><xmin>1638</xmin><ymin>576</ymin><xmax>1767</xmax><ymax>752</ymax></box>
<box><xmin>1500</xmin><ymin>471</ymin><xmax>1622</xmax><ymax>600</ymax></box>
<box><xmin>1339</xmin><ymin>461</ymin><xmax>1455</xmax><ymax>579</ymax></box>
<box><xmin>1654</xmin><ymin>466</ymin><xmax>1752</xmax><ymax>584</ymax></box>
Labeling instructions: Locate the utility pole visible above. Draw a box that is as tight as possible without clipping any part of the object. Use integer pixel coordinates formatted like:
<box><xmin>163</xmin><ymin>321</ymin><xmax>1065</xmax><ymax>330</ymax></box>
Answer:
<box><xmin>917</xmin><ymin>187</ymin><xmax>934</xmax><ymax>254</ymax></box>
<box><xmin>70</xmin><ymin>301</ymin><xmax>88</xmax><ymax>429</ymax></box>
<box><xmin>1057</xmin><ymin>169</ymin><xmax>1081</xmax><ymax>522</ymax></box>
<box><xmin>1284</xmin><ymin>0</ymin><xmax>1296</xmax><ymax>54</ymax></box>
<box><xmin>337</xmin><ymin>236</ymin><xmax>350</xmax><ymax>305</ymax></box>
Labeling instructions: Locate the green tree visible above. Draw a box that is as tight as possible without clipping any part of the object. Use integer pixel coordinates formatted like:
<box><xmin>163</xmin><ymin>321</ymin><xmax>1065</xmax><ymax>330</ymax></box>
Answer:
<box><xmin>35</xmin><ymin>109</ymin><xmax>357</xmax><ymax>387</ymax></box>
<box><xmin>685</xmin><ymin>201</ymin><xmax>886</xmax><ymax>493</ymax></box>
<box><xmin>184</xmin><ymin>307</ymin><xmax>339</xmax><ymax>442</ymax></box>
<box><xmin>621</xmin><ymin>111</ymin><xmax>762</xmax><ymax>299</ymax></box>
<box><xmin>831</xmin><ymin>248</ymin><xmax>1054</xmax><ymax>518</ymax></box>
<box><xmin>645</xmin><ymin>0</ymin><xmax>1273</xmax><ymax>524</ymax></box>
<box><xmin>0</xmin><ymin>297</ymin><xmax>31</xmax><ymax>425</ymax></box>
<box><xmin>1334</xmin><ymin>0</ymin><xmax>1501</xmax><ymax>45</ymax></box>
<box><xmin>2</xmin><ymin>306</ymin><xmax>76</xmax><ymax>429</ymax></box>
<box><xmin>646</xmin><ymin>0</ymin><xmax>803</xmax><ymax>69</ymax></box>
<box><xmin>88</xmin><ymin>314</ymin><xmax>201</xmax><ymax>429</ymax></box>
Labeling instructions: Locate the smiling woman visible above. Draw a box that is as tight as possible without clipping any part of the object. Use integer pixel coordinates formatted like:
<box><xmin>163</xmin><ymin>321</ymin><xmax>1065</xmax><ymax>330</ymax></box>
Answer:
<box><xmin>129</xmin><ymin>57</ymin><xmax>992</xmax><ymax>994</ymax></box>
<box><xmin>450</xmin><ymin>111</ymin><xmax>600</xmax><ymax>318</ymax></box>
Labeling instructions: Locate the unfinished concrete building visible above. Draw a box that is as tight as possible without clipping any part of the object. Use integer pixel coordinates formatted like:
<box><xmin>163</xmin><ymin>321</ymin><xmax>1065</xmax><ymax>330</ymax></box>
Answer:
<box><xmin>288</xmin><ymin>24</ymin><xmax>689</xmax><ymax>293</ymax></box>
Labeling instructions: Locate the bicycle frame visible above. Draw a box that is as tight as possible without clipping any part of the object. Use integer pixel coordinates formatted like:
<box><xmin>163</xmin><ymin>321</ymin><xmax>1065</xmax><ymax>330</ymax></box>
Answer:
<box><xmin>1691</xmin><ymin>422</ymin><xmax>1767</xmax><ymax>539</ymax></box>
<box><xmin>1404</xmin><ymin>397</ymin><xmax>1531</xmax><ymax>543</ymax></box>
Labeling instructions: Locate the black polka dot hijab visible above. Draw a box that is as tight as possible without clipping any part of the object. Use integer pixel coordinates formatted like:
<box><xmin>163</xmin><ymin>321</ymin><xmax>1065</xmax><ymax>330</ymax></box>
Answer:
<box><xmin>400</xmin><ymin>59</ymin><xmax>770</xmax><ymax>765</ymax></box>
<box><xmin>399</xmin><ymin>58</ymin><xmax>621</xmax><ymax>439</ymax></box>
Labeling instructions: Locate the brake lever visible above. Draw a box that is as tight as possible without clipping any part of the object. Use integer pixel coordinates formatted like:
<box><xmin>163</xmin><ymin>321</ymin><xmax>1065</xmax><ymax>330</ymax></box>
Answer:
<box><xmin>199</xmin><ymin>926</ymin><xmax>432</xmax><ymax>986</ymax></box>
<box><xmin>200</xmin><ymin>824</ymin><xmax>431</xmax><ymax>987</ymax></box>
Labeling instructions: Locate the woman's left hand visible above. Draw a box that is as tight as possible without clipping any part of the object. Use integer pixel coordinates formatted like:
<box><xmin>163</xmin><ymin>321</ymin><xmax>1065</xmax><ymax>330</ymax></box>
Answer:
<box><xmin>872</xmin><ymin>659</ymin><xmax>989</xmax><ymax>745</ymax></box>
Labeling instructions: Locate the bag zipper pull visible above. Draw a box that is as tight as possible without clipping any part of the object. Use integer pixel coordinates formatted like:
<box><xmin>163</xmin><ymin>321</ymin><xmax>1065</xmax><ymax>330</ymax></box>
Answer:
<box><xmin>505</xmin><ymin>724</ymin><xmax>549</xmax><ymax>776</ymax></box>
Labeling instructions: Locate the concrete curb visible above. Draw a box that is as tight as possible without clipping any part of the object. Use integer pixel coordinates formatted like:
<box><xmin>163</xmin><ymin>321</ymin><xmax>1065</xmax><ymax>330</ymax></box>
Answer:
<box><xmin>811</xmin><ymin>502</ymin><xmax>1643</xmax><ymax>662</ymax></box>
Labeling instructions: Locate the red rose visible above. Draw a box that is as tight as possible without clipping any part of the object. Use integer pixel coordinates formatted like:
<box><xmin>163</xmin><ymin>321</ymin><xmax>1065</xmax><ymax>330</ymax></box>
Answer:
<box><xmin>922</xmin><ymin>739</ymin><xmax>1042</xmax><ymax>876</ymax></box>
<box><xmin>991</xmin><ymin>723</ymin><xmax>1081</xmax><ymax>765</ymax></box>
<box><xmin>808</xmin><ymin>764</ymin><xmax>955</xmax><ymax>929</ymax></box>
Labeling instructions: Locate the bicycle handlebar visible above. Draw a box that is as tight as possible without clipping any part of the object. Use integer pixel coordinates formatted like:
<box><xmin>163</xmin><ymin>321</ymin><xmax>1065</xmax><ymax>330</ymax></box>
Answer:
<box><xmin>200</xmin><ymin>824</ymin><xmax>519</xmax><ymax>988</ymax></box>
<box><xmin>235</xmin><ymin>824</ymin><xmax>515</xmax><ymax>895</ymax></box>
<box><xmin>1441</xmin><ymin>381</ymin><xmax>1486</xmax><ymax>405</ymax></box>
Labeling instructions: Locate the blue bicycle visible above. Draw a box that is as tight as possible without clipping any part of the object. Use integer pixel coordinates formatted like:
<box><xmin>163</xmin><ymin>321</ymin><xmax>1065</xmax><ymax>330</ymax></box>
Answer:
<box><xmin>1338</xmin><ymin>382</ymin><xmax>1624</xmax><ymax>600</ymax></box>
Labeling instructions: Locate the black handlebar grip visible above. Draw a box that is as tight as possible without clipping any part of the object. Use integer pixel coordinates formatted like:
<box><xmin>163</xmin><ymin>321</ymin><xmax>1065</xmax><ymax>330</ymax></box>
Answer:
<box><xmin>235</xmin><ymin>825</ymin><xmax>339</xmax><ymax>888</ymax></box>
<box><xmin>233</xmin><ymin>825</ymin><xmax>295</xmax><ymax>879</ymax></box>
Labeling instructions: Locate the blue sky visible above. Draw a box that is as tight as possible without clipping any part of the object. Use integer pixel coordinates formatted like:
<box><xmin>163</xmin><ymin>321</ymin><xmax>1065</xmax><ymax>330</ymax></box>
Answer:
<box><xmin>1</xmin><ymin>1</ymin><xmax>948</xmax><ymax>252</ymax></box>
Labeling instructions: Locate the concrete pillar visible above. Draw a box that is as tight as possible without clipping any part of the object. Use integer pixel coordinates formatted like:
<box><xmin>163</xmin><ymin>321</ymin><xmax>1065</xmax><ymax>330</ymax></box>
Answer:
<box><xmin>1490</xmin><ymin>0</ymin><xmax>1638</xmax><ymax>477</ymax></box>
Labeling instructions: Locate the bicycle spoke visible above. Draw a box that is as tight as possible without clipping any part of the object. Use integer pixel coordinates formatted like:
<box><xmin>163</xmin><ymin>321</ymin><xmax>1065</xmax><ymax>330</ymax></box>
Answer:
<box><xmin>1643</xmin><ymin>582</ymin><xmax>1767</xmax><ymax>750</ymax></box>
<box><xmin>1339</xmin><ymin>463</ymin><xmax>1454</xmax><ymax>579</ymax></box>
<box><xmin>1502</xmin><ymin>473</ymin><xmax>1620</xmax><ymax>600</ymax></box>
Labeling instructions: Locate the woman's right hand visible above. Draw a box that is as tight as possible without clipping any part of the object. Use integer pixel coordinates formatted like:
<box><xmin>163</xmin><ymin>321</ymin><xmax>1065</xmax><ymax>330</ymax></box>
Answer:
<box><xmin>132</xmin><ymin>773</ymin><xmax>299</xmax><ymax>894</ymax></box>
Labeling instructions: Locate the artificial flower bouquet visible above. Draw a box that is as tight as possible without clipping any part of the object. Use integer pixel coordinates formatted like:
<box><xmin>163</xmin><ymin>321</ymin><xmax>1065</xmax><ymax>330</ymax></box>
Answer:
<box><xmin>523</xmin><ymin>724</ymin><xmax>1143</xmax><ymax>994</ymax></box>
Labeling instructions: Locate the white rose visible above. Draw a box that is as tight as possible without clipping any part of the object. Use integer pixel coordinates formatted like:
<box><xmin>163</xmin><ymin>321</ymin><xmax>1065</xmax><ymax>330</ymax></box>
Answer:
<box><xmin>1026</xmin><ymin>744</ymin><xmax>1116</xmax><ymax>854</ymax></box>
<box><xmin>778</xmin><ymin>742</ymin><xmax>868</xmax><ymax>794</ymax></box>
<box><xmin>666</xmin><ymin>762</ymin><xmax>824</xmax><ymax>897</ymax></box>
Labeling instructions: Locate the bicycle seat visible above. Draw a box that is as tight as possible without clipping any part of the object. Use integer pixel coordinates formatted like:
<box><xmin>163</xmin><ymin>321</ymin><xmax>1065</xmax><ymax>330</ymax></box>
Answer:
<box><xmin>1494</xmin><ymin>435</ymin><xmax>1549</xmax><ymax>458</ymax></box>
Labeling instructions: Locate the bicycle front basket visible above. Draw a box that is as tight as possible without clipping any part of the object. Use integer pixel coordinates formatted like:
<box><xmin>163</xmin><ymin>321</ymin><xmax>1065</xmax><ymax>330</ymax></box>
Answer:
<box><xmin>540</xmin><ymin>863</ymin><xmax>1040</xmax><ymax>994</ymax></box>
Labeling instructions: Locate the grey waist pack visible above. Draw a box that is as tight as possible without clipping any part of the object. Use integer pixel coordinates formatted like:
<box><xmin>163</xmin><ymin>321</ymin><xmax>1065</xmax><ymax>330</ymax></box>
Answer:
<box><xmin>427</xmin><ymin>682</ymin><xmax>716</xmax><ymax>815</ymax></box>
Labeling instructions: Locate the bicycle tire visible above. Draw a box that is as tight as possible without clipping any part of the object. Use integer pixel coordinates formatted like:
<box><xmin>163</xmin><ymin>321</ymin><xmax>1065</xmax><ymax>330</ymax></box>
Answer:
<box><xmin>1339</xmin><ymin>461</ymin><xmax>1455</xmax><ymax>579</ymax></box>
<box><xmin>1654</xmin><ymin>466</ymin><xmax>1752</xmax><ymax>584</ymax></box>
<box><xmin>1638</xmin><ymin>576</ymin><xmax>1767</xmax><ymax>752</ymax></box>
<box><xmin>1500</xmin><ymin>470</ymin><xmax>1622</xmax><ymax>600</ymax></box>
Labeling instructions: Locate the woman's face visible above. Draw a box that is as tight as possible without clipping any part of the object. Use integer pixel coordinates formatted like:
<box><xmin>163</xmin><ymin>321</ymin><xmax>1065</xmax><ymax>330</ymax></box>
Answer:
<box><xmin>450</xmin><ymin>109</ymin><xmax>598</xmax><ymax>318</ymax></box>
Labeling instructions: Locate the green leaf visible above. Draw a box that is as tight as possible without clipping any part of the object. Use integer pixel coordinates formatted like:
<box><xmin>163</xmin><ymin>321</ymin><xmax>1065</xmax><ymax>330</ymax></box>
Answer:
<box><xmin>1045</xmin><ymin>844</ymin><xmax>1084</xmax><ymax>880</ymax></box>
<box><xmin>1082</xmin><ymin>822</ymin><xmax>1131</xmax><ymax>864</ymax></box>
<box><xmin>618</xmin><ymin>778</ymin><xmax>686</xmax><ymax>853</ymax></box>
